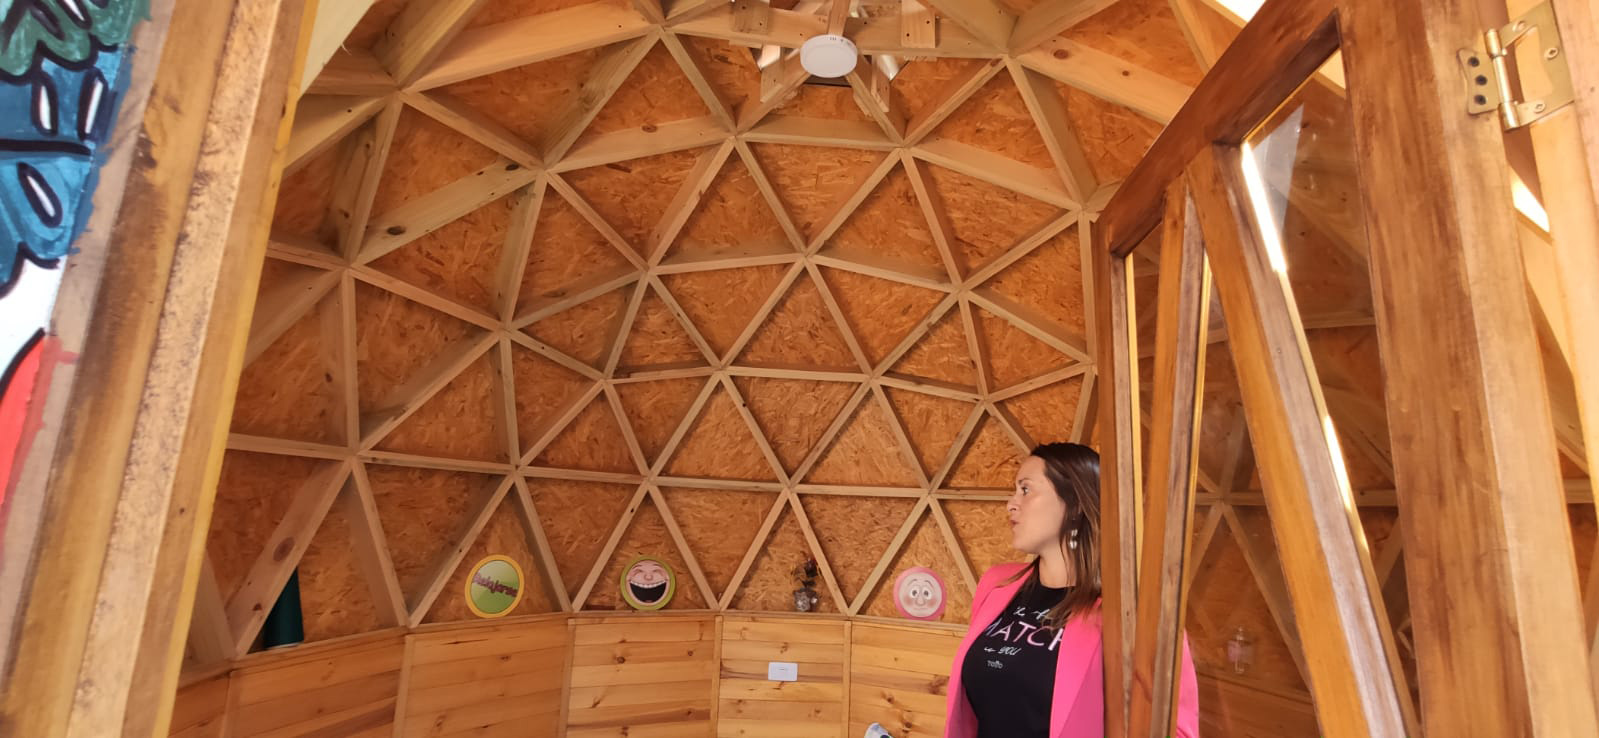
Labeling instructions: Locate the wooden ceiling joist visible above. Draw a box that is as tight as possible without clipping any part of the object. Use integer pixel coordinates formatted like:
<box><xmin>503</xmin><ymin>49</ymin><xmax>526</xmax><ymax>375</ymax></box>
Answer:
<box><xmin>1017</xmin><ymin>37</ymin><xmax>1192</xmax><ymax>124</ymax></box>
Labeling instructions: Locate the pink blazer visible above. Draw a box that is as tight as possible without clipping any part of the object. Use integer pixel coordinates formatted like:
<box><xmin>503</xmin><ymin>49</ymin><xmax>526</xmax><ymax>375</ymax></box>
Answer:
<box><xmin>943</xmin><ymin>563</ymin><xmax>1200</xmax><ymax>738</ymax></box>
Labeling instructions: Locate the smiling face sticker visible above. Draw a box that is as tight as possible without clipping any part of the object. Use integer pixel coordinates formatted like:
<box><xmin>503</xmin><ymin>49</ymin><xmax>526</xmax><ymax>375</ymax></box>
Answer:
<box><xmin>894</xmin><ymin>567</ymin><xmax>946</xmax><ymax>620</ymax></box>
<box><xmin>620</xmin><ymin>556</ymin><xmax>676</xmax><ymax>610</ymax></box>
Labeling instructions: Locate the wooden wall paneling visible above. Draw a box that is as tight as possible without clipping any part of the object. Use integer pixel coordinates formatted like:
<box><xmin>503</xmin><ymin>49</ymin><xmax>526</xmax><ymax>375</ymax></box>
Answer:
<box><xmin>848</xmin><ymin>623</ymin><xmax>964</xmax><ymax>738</ymax></box>
<box><xmin>168</xmin><ymin>672</ymin><xmax>232</xmax><ymax>738</ymax></box>
<box><xmin>402</xmin><ymin>619</ymin><xmax>567</xmax><ymax>737</ymax></box>
<box><xmin>1341</xmin><ymin>0</ymin><xmax>1597</xmax><ymax>731</ymax></box>
<box><xmin>1126</xmin><ymin>182</ymin><xmax>1210</xmax><ymax>737</ymax></box>
<box><xmin>567</xmin><ymin>616</ymin><xmax>717</xmax><ymax>736</ymax></box>
<box><xmin>229</xmin><ymin>633</ymin><xmax>405</xmax><ymax>737</ymax></box>
<box><xmin>719</xmin><ymin>616</ymin><xmax>848</xmax><ymax>737</ymax></box>
<box><xmin>1186</xmin><ymin>147</ymin><xmax>1408</xmax><ymax>736</ymax></box>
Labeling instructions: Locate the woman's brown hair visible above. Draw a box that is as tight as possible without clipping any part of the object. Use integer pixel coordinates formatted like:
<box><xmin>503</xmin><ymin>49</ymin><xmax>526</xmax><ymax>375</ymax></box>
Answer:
<box><xmin>1004</xmin><ymin>442</ymin><xmax>1102</xmax><ymax>628</ymax></box>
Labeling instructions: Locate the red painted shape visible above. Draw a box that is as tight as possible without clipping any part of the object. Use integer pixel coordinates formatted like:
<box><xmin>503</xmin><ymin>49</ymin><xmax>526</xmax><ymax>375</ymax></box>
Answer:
<box><xmin>1</xmin><ymin>333</ymin><xmax>50</xmax><ymax>510</ymax></box>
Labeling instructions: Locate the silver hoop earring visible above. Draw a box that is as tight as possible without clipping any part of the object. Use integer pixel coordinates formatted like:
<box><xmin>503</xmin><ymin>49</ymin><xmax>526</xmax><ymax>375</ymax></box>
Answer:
<box><xmin>1068</xmin><ymin>528</ymin><xmax>1079</xmax><ymax>550</ymax></box>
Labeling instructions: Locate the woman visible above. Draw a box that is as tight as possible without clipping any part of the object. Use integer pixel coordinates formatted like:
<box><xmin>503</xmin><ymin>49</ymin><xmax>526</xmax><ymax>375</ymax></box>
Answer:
<box><xmin>943</xmin><ymin>442</ymin><xmax>1199</xmax><ymax>737</ymax></box>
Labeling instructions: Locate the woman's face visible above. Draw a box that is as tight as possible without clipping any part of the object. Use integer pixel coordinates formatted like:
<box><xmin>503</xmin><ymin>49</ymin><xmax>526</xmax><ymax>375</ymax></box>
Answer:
<box><xmin>1008</xmin><ymin>455</ymin><xmax>1069</xmax><ymax>555</ymax></box>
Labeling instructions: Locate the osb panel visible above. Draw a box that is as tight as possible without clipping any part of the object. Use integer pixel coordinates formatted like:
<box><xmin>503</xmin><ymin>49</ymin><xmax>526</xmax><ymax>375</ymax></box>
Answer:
<box><xmin>587</xmin><ymin>497</ymin><xmax>708</xmax><ymax>610</ymax></box>
<box><xmin>527</xmin><ymin>478</ymin><xmax>636</xmax><ymax>598</ymax></box>
<box><xmin>468</xmin><ymin>0</ymin><xmax>628</xmax><ymax>27</ymax></box>
<box><xmin>1001</xmin><ymin>376</ymin><xmax>1084</xmax><ymax>446</ymax></box>
<box><xmin>888</xmin><ymin>308</ymin><xmax>977</xmax><ymax>390</ymax></box>
<box><xmin>975</xmin><ymin>306</ymin><xmax>1073</xmax><ymax>390</ymax></box>
<box><xmin>925</xmin><ymin>163</ymin><xmax>1060</xmax><ymax>279</ymax></box>
<box><xmin>806</xmin><ymin>400</ymin><xmax>921</xmax><ymax>487</ymax></box>
<box><xmin>738</xmin><ymin>275</ymin><xmax>857</xmax><ymax>371</ymax></box>
<box><xmin>517</xmin><ymin>188</ymin><xmax>632</xmax><ymax>315</ymax></box>
<box><xmin>1279</xmin><ymin>216</ymin><xmax>1373</xmax><ymax>320</ymax></box>
<box><xmin>533</xmin><ymin>394</ymin><xmax>637</xmax><ymax>472</ymax></box>
<box><xmin>366</xmin><ymin>465</ymin><xmax>495</xmax><ymax>601</ymax></box>
<box><xmin>660</xmin><ymin>487</ymin><xmax>779</xmax><ymax>597</ymax></box>
<box><xmin>933</xmin><ymin>73</ymin><xmax>1054</xmax><ymax>170</ymax></box>
<box><xmin>618</xmin><ymin>287</ymin><xmax>706</xmax><ymax>369</ymax></box>
<box><xmin>747</xmin><ymin>144</ymin><xmax>885</xmax><ymax>241</ymax></box>
<box><xmin>231</xmin><ymin>294</ymin><xmax>341</xmax><ymax>444</ymax></box>
<box><xmin>373</xmin><ymin>106</ymin><xmax>502</xmax><ymax>215</ymax></box>
<box><xmin>577</xmin><ymin>42</ymin><xmax>711</xmax><ymax>143</ymax></box>
<box><xmin>343</xmin><ymin>0</ymin><xmax>406</xmax><ymax>49</ymax></box>
<box><xmin>615</xmin><ymin>377</ymin><xmax>708</xmax><ymax>465</ymax></box>
<box><xmin>664</xmin><ymin>386</ymin><xmax>778</xmax><ymax>481</ymax></box>
<box><xmin>354</xmin><ymin>282</ymin><xmax>474</xmax><ymax>413</ymax></box>
<box><xmin>802</xmin><ymin>495</ymin><xmax>918</xmax><ymax>603</ymax></box>
<box><xmin>731</xmin><ymin>506</ymin><xmax>836</xmax><ymax>613</ymax></box>
<box><xmin>369</xmin><ymin>194</ymin><xmax>512</xmax><ymax>315</ymax></box>
<box><xmin>820</xmin><ymin>267</ymin><xmax>944</xmax><ymax>367</ymax></box>
<box><xmin>942</xmin><ymin>499</ymin><xmax>1024</xmax><ymax>579</ymax></box>
<box><xmin>825</xmin><ymin>164</ymin><xmax>943</xmax><ymax>275</ymax></box>
<box><xmin>273</xmin><ymin>143</ymin><xmax>338</xmax><ymax>243</ymax></box>
<box><xmin>208</xmin><ymin>452</ymin><xmax>326</xmax><ymax>601</ymax></box>
<box><xmin>861</xmin><ymin>513</ymin><xmax>972</xmax><ymax>624</ymax></box>
<box><xmin>295</xmin><ymin>492</ymin><xmax>383</xmax><ymax>642</ymax></box>
<box><xmin>1191</xmin><ymin>513</ymin><xmax>1306</xmax><ymax>691</ymax></box>
<box><xmin>669</xmin><ymin>155</ymin><xmax>791</xmax><ymax>260</ymax></box>
<box><xmin>774</xmin><ymin>83</ymin><xmax>870</xmax><ymax>122</ymax></box>
<box><xmin>375</xmin><ymin>354</ymin><xmax>504</xmax><ymax>461</ymax></box>
<box><xmin>1064</xmin><ymin>0</ymin><xmax>1207</xmax><ymax>87</ymax></box>
<box><xmin>562</xmin><ymin>148</ymin><xmax>705</xmax><ymax>258</ymax></box>
<box><xmin>522</xmin><ymin>286</ymin><xmax>627</xmax><ymax>369</ymax></box>
<box><xmin>427</xmin><ymin>497</ymin><xmax>557</xmax><ymax>623</ymax></box>
<box><xmin>1057</xmin><ymin>85</ymin><xmax>1164</xmax><ymax>185</ymax></box>
<box><xmin>946</xmin><ymin>414</ymin><xmax>1024</xmax><ymax>492</ymax></box>
<box><xmin>1195</xmin><ymin>349</ymin><xmax>1246</xmax><ymax>488</ymax></box>
<box><xmin>679</xmin><ymin>36</ymin><xmax>760</xmax><ymax>119</ymax></box>
<box><xmin>732</xmin><ymin>376</ymin><xmax>856</xmax><ymax>475</ymax></box>
<box><xmin>892</xmin><ymin>57</ymin><xmax>988</xmax><ymax>119</ymax></box>
<box><xmin>511</xmin><ymin>344</ymin><xmax>592</xmax><ymax>455</ymax></box>
<box><xmin>661</xmin><ymin>265</ymin><xmax>789</xmax><ymax>358</ymax></box>
<box><xmin>442</xmin><ymin>48</ymin><xmax>601</xmax><ymax>149</ymax></box>
<box><xmin>886</xmin><ymin>388</ymin><xmax>976</xmax><ymax>476</ymax></box>
<box><xmin>983</xmin><ymin>224</ymin><xmax>1085</xmax><ymax>333</ymax></box>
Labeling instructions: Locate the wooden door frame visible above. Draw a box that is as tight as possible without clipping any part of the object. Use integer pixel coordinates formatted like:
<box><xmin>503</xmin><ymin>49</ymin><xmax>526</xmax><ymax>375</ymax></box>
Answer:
<box><xmin>1094</xmin><ymin>0</ymin><xmax>1599</xmax><ymax>733</ymax></box>
<box><xmin>0</xmin><ymin>1</ymin><xmax>314</xmax><ymax>736</ymax></box>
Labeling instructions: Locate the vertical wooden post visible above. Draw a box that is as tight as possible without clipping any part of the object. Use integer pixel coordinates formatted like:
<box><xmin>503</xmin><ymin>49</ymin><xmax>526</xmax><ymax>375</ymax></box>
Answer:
<box><xmin>1341</xmin><ymin>0</ymin><xmax>1599</xmax><ymax>732</ymax></box>
<box><xmin>0</xmin><ymin>0</ymin><xmax>313</xmax><ymax>735</ymax></box>
<box><xmin>1090</xmin><ymin>220</ymin><xmax>1143</xmax><ymax>736</ymax></box>
<box><xmin>1187</xmin><ymin>145</ymin><xmax>1409</xmax><ymax>737</ymax></box>
<box><xmin>1125</xmin><ymin>182</ymin><xmax>1209</xmax><ymax>737</ymax></box>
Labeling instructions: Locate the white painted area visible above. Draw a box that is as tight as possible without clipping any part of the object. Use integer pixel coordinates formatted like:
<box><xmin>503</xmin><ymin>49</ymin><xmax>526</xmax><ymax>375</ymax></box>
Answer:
<box><xmin>766</xmin><ymin>661</ymin><xmax>798</xmax><ymax>682</ymax></box>
<box><xmin>2</xmin><ymin>259</ymin><xmax>64</xmax><ymax>370</ymax></box>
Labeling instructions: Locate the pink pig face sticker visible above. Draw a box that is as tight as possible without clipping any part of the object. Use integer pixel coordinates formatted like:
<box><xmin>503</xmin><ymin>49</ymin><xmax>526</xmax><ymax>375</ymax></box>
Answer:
<box><xmin>894</xmin><ymin>567</ymin><xmax>946</xmax><ymax>620</ymax></box>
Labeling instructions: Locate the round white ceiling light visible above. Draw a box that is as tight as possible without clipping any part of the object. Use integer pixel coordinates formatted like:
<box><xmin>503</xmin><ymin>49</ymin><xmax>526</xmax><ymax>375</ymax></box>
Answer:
<box><xmin>800</xmin><ymin>34</ymin><xmax>858</xmax><ymax>78</ymax></box>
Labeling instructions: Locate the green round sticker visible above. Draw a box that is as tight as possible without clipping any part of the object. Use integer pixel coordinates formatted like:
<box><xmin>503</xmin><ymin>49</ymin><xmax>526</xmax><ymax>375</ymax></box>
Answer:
<box><xmin>466</xmin><ymin>555</ymin><xmax>524</xmax><ymax>618</ymax></box>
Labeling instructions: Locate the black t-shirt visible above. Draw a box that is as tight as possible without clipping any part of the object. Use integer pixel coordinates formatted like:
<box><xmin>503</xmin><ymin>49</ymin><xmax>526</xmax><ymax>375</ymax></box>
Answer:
<box><xmin>961</xmin><ymin>580</ymin><xmax>1069</xmax><ymax>738</ymax></box>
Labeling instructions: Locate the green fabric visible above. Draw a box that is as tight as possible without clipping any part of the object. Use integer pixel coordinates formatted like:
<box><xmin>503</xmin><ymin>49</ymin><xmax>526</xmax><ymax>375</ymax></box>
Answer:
<box><xmin>261</xmin><ymin>569</ymin><xmax>304</xmax><ymax>649</ymax></box>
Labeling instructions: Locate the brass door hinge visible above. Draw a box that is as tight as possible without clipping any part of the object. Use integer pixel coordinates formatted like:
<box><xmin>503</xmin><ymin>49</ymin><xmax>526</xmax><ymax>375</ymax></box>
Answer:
<box><xmin>1458</xmin><ymin>1</ymin><xmax>1573</xmax><ymax>130</ymax></box>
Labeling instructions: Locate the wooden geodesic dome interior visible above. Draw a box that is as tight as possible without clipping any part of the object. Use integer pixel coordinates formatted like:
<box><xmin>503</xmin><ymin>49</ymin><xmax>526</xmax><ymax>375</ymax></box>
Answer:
<box><xmin>184</xmin><ymin>0</ymin><xmax>1596</xmax><ymax>733</ymax></box>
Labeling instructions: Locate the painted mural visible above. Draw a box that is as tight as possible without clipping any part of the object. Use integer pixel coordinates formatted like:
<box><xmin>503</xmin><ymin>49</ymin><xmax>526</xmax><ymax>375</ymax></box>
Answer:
<box><xmin>0</xmin><ymin>0</ymin><xmax>147</xmax><ymax>503</ymax></box>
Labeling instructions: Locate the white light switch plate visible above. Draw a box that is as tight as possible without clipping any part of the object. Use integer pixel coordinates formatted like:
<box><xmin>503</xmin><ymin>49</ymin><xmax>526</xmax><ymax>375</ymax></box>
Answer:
<box><xmin>767</xmin><ymin>661</ymin><xmax>798</xmax><ymax>682</ymax></box>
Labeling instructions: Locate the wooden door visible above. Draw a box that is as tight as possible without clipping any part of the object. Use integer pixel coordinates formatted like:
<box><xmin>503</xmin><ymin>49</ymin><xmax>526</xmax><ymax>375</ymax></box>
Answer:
<box><xmin>1093</xmin><ymin>0</ymin><xmax>1599</xmax><ymax>735</ymax></box>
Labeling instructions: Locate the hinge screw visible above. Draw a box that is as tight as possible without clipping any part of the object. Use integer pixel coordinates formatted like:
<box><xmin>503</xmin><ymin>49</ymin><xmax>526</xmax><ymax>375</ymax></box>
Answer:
<box><xmin>1546</xmin><ymin>47</ymin><xmax>1559</xmax><ymax>60</ymax></box>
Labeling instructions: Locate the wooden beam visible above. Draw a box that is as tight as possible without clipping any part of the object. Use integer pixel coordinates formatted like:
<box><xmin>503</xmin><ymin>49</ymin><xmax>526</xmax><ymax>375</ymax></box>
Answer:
<box><xmin>672</xmin><ymin>6</ymin><xmax>995</xmax><ymax>57</ymax></box>
<box><xmin>512</xmin><ymin>476</ymin><xmax>573</xmax><ymax>611</ymax></box>
<box><xmin>1126</xmin><ymin>183</ymin><xmax>1209</xmax><ymax>737</ymax></box>
<box><xmin>298</xmin><ymin>0</ymin><xmax>379</xmax><ymax>95</ymax></box>
<box><xmin>918</xmin><ymin>0</ymin><xmax>1015</xmax><ymax>49</ymax></box>
<box><xmin>242</xmin><ymin>265</ymin><xmax>340</xmax><ymax>366</ymax></box>
<box><xmin>414</xmin><ymin>4</ymin><xmax>652</xmax><ymax>90</ymax></box>
<box><xmin>1342</xmin><ymin>0</ymin><xmax>1599</xmax><ymax>730</ymax></box>
<box><xmin>186</xmin><ymin>557</ymin><xmax>234</xmax><ymax>665</ymax></box>
<box><xmin>347</xmin><ymin>464</ymin><xmax>409</xmax><ymax>626</ymax></box>
<box><xmin>905</xmin><ymin>58</ymin><xmax>1004</xmax><ymax>145</ymax></box>
<box><xmin>913</xmin><ymin>137</ymin><xmax>1077</xmax><ymax>208</ymax></box>
<box><xmin>552</xmin><ymin>116</ymin><xmax>728</xmax><ymax>172</ymax></box>
<box><xmin>1007</xmin><ymin>60</ymin><xmax>1096</xmax><ymax>204</ymax></box>
<box><xmin>225</xmin><ymin>462</ymin><xmax>351</xmax><ymax>656</ymax></box>
<box><xmin>1187</xmin><ymin>146</ymin><xmax>1408</xmax><ymax>737</ymax></box>
<box><xmin>284</xmin><ymin>95</ymin><xmax>385</xmax><ymax>175</ymax></box>
<box><xmin>543</xmin><ymin>35</ymin><xmax>659</xmax><ymax>163</ymax></box>
<box><xmin>1016</xmin><ymin>38</ymin><xmax>1193</xmax><ymax>125</ymax></box>
<box><xmin>1220</xmin><ymin>506</ymin><xmax>1309</xmax><ymax>684</ymax></box>
<box><xmin>359</xmin><ymin>158</ymin><xmax>538</xmax><ymax>264</ymax></box>
<box><xmin>408</xmin><ymin>476</ymin><xmax>514</xmax><ymax>624</ymax></box>
<box><xmin>305</xmin><ymin>49</ymin><xmax>395</xmax><ymax>96</ymax></box>
<box><xmin>1096</xmin><ymin>0</ymin><xmax>1338</xmax><ymax>252</ymax></box>
<box><xmin>1009</xmin><ymin>0</ymin><xmax>1119</xmax><ymax>54</ymax></box>
<box><xmin>902</xmin><ymin>0</ymin><xmax>937</xmax><ymax>49</ymax></box>
<box><xmin>328</xmin><ymin>99</ymin><xmax>401</xmax><ymax>261</ymax></box>
<box><xmin>400</xmin><ymin>89</ymin><xmax>544</xmax><ymax>170</ymax></box>
<box><xmin>373</xmin><ymin>0</ymin><xmax>488</xmax><ymax>87</ymax></box>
